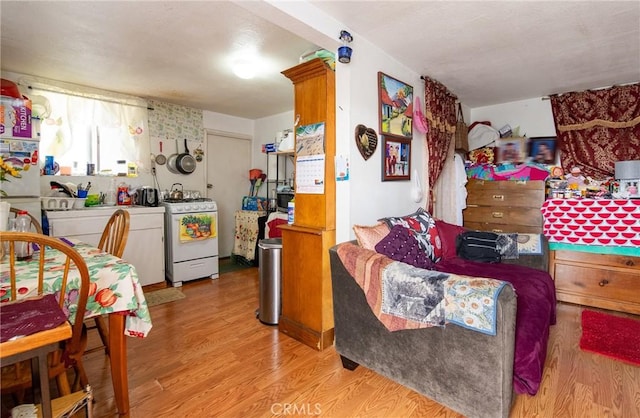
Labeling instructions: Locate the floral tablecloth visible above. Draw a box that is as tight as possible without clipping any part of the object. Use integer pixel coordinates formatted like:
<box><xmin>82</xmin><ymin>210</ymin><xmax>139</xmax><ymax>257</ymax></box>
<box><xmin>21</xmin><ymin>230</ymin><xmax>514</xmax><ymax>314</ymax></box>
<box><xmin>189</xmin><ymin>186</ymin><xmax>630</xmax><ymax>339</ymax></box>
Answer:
<box><xmin>0</xmin><ymin>240</ymin><xmax>152</xmax><ymax>338</ymax></box>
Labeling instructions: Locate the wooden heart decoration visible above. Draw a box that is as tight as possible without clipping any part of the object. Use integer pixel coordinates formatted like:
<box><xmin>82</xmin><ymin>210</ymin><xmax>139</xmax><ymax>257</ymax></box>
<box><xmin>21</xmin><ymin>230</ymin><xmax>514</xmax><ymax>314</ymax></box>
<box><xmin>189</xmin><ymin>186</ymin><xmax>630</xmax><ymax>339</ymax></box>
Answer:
<box><xmin>355</xmin><ymin>124</ymin><xmax>378</xmax><ymax>160</ymax></box>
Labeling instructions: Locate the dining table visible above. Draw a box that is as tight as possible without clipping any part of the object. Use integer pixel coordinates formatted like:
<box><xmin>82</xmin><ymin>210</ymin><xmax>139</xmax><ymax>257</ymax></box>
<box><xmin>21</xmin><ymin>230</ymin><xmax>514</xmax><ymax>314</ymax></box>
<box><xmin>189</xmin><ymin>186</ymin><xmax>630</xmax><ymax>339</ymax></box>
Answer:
<box><xmin>0</xmin><ymin>238</ymin><xmax>152</xmax><ymax>417</ymax></box>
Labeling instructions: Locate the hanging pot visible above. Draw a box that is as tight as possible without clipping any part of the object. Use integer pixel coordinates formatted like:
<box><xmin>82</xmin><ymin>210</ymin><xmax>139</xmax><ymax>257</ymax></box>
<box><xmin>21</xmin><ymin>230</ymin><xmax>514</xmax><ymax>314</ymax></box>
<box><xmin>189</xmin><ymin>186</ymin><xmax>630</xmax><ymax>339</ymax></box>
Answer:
<box><xmin>155</xmin><ymin>141</ymin><xmax>167</xmax><ymax>165</ymax></box>
<box><xmin>167</xmin><ymin>140</ymin><xmax>180</xmax><ymax>174</ymax></box>
<box><xmin>175</xmin><ymin>138</ymin><xmax>196</xmax><ymax>174</ymax></box>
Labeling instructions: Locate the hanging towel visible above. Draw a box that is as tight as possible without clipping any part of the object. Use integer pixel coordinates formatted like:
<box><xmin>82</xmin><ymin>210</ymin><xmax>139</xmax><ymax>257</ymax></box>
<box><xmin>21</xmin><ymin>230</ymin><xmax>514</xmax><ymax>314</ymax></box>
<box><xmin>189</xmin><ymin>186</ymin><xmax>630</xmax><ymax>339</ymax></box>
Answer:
<box><xmin>454</xmin><ymin>153</ymin><xmax>467</xmax><ymax>225</ymax></box>
<box><xmin>413</xmin><ymin>97</ymin><xmax>429</xmax><ymax>134</ymax></box>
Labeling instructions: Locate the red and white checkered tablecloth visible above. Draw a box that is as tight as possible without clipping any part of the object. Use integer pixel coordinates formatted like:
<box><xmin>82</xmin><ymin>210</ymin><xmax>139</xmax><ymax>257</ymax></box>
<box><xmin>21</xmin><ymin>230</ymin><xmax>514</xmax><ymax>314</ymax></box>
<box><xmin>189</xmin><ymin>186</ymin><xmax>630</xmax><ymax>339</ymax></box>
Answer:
<box><xmin>541</xmin><ymin>199</ymin><xmax>640</xmax><ymax>247</ymax></box>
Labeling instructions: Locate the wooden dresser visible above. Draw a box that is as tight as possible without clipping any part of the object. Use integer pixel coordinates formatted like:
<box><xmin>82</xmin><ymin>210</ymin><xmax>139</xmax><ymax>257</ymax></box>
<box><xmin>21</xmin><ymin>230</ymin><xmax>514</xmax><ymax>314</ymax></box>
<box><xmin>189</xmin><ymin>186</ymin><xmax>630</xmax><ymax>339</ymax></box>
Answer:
<box><xmin>549</xmin><ymin>250</ymin><xmax>640</xmax><ymax>315</ymax></box>
<box><xmin>464</xmin><ymin>179</ymin><xmax>545</xmax><ymax>233</ymax></box>
<box><xmin>279</xmin><ymin>58</ymin><xmax>336</xmax><ymax>351</ymax></box>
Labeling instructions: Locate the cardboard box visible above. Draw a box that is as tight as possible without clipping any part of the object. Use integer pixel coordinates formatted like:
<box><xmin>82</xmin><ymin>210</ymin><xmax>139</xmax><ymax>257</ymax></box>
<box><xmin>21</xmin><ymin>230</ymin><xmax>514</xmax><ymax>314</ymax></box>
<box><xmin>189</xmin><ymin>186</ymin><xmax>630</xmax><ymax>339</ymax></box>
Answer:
<box><xmin>242</xmin><ymin>196</ymin><xmax>268</xmax><ymax>211</ymax></box>
<box><xmin>261</xmin><ymin>143</ymin><xmax>277</xmax><ymax>153</ymax></box>
<box><xmin>0</xmin><ymin>97</ymin><xmax>32</xmax><ymax>138</ymax></box>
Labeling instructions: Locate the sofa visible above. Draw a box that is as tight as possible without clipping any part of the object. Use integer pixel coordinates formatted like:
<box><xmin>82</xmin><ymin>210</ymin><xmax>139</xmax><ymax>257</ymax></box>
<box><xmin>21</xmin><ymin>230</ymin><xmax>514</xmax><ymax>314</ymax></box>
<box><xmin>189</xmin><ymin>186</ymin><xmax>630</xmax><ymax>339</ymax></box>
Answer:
<box><xmin>329</xmin><ymin>215</ymin><xmax>555</xmax><ymax>418</ymax></box>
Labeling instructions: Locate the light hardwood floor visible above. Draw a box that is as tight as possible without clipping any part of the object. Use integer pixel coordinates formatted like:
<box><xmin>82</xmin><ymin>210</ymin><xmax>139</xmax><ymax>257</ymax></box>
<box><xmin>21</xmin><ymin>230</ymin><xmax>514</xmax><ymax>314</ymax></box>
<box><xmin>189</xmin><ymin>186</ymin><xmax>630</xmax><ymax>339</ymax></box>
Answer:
<box><xmin>79</xmin><ymin>267</ymin><xmax>639</xmax><ymax>418</ymax></box>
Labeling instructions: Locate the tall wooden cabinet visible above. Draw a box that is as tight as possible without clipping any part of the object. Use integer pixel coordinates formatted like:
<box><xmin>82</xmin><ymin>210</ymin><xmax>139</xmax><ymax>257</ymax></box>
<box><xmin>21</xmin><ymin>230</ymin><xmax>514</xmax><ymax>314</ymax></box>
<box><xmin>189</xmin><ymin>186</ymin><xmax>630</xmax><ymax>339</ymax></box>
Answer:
<box><xmin>279</xmin><ymin>59</ymin><xmax>336</xmax><ymax>351</ymax></box>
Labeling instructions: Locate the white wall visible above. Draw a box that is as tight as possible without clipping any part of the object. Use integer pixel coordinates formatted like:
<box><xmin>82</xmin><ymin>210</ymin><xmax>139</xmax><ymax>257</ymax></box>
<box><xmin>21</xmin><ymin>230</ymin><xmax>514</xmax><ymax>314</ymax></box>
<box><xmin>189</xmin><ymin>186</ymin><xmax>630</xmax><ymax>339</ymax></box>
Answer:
<box><xmin>470</xmin><ymin>98</ymin><xmax>556</xmax><ymax>137</ymax></box>
<box><xmin>203</xmin><ymin>111</ymin><xmax>254</xmax><ymax>137</ymax></box>
<box><xmin>337</xmin><ymin>38</ymin><xmax>425</xmax><ymax>242</ymax></box>
<box><xmin>253</xmin><ymin>111</ymin><xmax>295</xmax><ymax>173</ymax></box>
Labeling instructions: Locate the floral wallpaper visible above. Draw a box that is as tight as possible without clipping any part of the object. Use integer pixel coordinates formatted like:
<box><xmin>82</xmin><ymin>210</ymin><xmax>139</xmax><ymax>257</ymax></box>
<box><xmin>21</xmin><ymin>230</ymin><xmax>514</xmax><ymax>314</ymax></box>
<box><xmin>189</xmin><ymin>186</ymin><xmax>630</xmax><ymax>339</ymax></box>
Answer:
<box><xmin>148</xmin><ymin>99</ymin><xmax>203</xmax><ymax>142</ymax></box>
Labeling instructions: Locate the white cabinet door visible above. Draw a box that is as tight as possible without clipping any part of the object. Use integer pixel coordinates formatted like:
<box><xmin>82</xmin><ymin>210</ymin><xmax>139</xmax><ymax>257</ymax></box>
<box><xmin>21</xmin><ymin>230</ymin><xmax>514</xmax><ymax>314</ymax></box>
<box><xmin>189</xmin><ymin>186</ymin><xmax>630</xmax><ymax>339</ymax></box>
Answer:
<box><xmin>124</xmin><ymin>214</ymin><xmax>165</xmax><ymax>286</ymax></box>
<box><xmin>47</xmin><ymin>208</ymin><xmax>165</xmax><ymax>286</ymax></box>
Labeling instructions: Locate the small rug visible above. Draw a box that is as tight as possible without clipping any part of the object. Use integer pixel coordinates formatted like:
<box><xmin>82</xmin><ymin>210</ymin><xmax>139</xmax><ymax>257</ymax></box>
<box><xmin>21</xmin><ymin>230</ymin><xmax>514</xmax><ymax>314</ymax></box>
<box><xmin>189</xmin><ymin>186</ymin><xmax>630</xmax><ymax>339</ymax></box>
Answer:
<box><xmin>144</xmin><ymin>288</ymin><xmax>186</xmax><ymax>307</ymax></box>
<box><xmin>580</xmin><ymin>310</ymin><xmax>640</xmax><ymax>366</ymax></box>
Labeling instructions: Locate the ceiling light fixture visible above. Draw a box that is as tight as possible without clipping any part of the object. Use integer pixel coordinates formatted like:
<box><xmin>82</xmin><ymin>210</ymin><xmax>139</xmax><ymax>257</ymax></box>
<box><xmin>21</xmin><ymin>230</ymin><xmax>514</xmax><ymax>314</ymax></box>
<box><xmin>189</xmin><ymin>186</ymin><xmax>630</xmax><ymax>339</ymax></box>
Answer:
<box><xmin>233</xmin><ymin>58</ymin><xmax>256</xmax><ymax>80</ymax></box>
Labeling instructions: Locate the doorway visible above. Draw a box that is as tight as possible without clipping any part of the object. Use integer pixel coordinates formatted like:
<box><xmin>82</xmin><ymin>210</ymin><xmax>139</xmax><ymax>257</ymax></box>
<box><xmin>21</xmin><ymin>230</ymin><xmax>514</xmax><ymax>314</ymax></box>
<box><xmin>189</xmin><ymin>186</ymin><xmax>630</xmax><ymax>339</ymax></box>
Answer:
<box><xmin>206</xmin><ymin>131</ymin><xmax>251</xmax><ymax>258</ymax></box>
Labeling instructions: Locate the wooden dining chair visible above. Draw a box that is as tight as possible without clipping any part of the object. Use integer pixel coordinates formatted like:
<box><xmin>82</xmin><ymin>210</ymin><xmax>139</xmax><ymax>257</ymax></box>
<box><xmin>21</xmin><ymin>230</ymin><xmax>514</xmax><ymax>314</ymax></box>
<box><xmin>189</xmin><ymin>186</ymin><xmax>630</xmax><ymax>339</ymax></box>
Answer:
<box><xmin>0</xmin><ymin>232</ymin><xmax>91</xmax><ymax>410</ymax></box>
<box><xmin>85</xmin><ymin>209</ymin><xmax>130</xmax><ymax>356</ymax></box>
<box><xmin>98</xmin><ymin>209</ymin><xmax>130</xmax><ymax>259</ymax></box>
<box><xmin>9</xmin><ymin>207</ymin><xmax>43</xmax><ymax>234</ymax></box>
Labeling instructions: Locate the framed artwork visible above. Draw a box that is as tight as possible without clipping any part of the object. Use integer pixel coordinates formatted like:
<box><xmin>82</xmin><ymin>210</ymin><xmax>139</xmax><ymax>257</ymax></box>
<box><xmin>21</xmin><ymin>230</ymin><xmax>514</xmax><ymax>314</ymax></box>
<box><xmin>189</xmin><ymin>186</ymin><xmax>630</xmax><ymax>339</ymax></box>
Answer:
<box><xmin>496</xmin><ymin>137</ymin><xmax>526</xmax><ymax>164</ymax></box>
<box><xmin>382</xmin><ymin>136</ymin><xmax>411</xmax><ymax>181</ymax></box>
<box><xmin>529</xmin><ymin>136</ymin><xmax>557</xmax><ymax>164</ymax></box>
<box><xmin>378</xmin><ymin>72</ymin><xmax>413</xmax><ymax>140</ymax></box>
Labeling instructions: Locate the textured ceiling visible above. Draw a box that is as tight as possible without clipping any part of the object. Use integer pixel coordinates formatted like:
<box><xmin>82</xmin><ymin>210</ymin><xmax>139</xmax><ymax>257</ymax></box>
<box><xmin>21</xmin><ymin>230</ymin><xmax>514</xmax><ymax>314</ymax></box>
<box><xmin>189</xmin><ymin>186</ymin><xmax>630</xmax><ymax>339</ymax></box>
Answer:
<box><xmin>0</xmin><ymin>1</ymin><xmax>319</xmax><ymax>119</ymax></box>
<box><xmin>1</xmin><ymin>1</ymin><xmax>638</xmax><ymax>119</ymax></box>
<box><xmin>310</xmin><ymin>0</ymin><xmax>640</xmax><ymax>106</ymax></box>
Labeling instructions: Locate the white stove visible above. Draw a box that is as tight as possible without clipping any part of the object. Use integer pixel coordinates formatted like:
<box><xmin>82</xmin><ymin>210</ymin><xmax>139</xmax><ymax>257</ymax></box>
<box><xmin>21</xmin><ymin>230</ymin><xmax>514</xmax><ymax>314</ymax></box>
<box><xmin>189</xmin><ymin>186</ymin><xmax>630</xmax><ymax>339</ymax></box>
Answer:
<box><xmin>161</xmin><ymin>198</ymin><xmax>219</xmax><ymax>287</ymax></box>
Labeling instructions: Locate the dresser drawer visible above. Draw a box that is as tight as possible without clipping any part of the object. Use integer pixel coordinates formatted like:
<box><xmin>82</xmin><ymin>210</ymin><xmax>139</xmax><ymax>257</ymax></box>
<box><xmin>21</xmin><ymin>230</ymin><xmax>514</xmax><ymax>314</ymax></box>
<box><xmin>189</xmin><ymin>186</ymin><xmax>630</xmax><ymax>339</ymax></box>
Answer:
<box><xmin>467</xmin><ymin>179</ymin><xmax>545</xmax><ymax>194</ymax></box>
<box><xmin>466</xmin><ymin>179</ymin><xmax>545</xmax><ymax>208</ymax></box>
<box><xmin>467</xmin><ymin>191</ymin><xmax>545</xmax><ymax>208</ymax></box>
<box><xmin>464</xmin><ymin>221</ymin><xmax>542</xmax><ymax>234</ymax></box>
<box><xmin>554</xmin><ymin>263</ymin><xmax>640</xmax><ymax>306</ymax></box>
<box><xmin>553</xmin><ymin>250</ymin><xmax>640</xmax><ymax>270</ymax></box>
<box><xmin>464</xmin><ymin>206</ymin><xmax>542</xmax><ymax>227</ymax></box>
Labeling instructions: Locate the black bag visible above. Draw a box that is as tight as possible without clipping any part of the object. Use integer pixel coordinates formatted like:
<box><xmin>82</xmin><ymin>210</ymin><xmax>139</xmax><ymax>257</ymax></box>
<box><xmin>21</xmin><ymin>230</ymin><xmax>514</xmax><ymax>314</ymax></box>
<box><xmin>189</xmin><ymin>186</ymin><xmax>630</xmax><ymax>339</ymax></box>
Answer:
<box><xmin>456</xmin><ymin>231</ymin><xmax>502</xmax><ymax>263</ymax></box>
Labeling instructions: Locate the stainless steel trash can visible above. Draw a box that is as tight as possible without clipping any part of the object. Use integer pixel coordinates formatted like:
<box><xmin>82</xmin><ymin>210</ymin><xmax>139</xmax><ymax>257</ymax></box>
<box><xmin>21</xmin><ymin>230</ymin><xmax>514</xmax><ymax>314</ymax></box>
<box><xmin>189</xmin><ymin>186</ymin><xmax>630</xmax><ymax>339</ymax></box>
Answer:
<box><xmin>258</xmin><ymin>238</ymin><xmax>282</xmax><ymax>325</ymax></box>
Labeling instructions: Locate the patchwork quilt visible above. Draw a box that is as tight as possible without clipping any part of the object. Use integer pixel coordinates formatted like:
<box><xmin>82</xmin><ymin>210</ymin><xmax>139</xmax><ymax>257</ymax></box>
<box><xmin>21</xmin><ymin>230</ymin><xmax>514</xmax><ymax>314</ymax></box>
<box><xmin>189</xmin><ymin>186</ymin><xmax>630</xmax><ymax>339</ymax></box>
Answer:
<box><xmin>337</xmin><ymin>242</ymin><xmax>509</xmax><ymax>335</ymax></box>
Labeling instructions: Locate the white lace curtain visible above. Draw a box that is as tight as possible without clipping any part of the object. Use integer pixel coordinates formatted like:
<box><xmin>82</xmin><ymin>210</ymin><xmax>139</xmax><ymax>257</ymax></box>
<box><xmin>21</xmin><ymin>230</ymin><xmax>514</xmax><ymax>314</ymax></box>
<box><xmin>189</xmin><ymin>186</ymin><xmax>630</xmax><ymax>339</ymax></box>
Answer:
<box><xmin>20</xmin><ymin>77</ymin><xmax>149</xmax><ymax>174</ymax></box>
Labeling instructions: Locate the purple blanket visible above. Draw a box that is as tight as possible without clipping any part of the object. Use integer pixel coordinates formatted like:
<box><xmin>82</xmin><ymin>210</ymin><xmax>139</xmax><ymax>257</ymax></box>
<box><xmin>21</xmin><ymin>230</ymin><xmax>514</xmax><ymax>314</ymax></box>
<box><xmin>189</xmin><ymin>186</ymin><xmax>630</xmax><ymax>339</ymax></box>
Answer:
<box><xmin>435</xmin><ymin>257</ymin><xmax>556</xmax><ymax>395</ymax></box>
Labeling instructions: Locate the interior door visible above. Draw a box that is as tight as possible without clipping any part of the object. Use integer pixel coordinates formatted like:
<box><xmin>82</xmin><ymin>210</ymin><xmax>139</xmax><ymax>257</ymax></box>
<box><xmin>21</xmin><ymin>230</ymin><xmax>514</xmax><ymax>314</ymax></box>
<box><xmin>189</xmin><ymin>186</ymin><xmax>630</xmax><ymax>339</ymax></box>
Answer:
<box><xmin>206</xmin><ymin>132</ymin><xmax>251</xmax><ymax>258</ymax></box>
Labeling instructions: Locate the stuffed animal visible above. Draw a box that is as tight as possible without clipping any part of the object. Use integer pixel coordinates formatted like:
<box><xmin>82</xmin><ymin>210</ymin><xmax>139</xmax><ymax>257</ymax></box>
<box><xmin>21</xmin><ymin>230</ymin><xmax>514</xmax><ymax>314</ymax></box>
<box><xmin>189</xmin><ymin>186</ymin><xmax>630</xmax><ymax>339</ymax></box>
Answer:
<box><xmin>565</xmin><ymin>166</ymin><xmax>587</xmax><ymax>188</ymax></box>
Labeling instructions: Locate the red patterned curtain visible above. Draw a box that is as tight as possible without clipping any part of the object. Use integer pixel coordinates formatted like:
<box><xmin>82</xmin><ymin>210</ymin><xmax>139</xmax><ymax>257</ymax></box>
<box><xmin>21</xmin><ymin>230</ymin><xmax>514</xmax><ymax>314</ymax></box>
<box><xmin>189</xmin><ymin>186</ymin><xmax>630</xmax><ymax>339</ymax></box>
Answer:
<box><xmin>550</xmin><ymin>83</ymin><xmax>640</xmax><ymax>179</ymax></box>
<box><xmin>423</xmin><ymin>76</ymin><xmax>457</xmax><ymax>213</ymax></box>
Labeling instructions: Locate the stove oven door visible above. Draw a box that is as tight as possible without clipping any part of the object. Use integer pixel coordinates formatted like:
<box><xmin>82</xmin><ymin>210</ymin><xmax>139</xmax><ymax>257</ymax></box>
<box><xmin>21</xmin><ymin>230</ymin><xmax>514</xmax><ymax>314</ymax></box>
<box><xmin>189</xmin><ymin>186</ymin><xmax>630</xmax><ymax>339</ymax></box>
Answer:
<box><xmin>168</xmin><ymin>211</ymin><xmax>219</xmax><ymax>263</ymax></box>
<box><xmin>166</xmin><ymin>210</ymin><xmax>219</xmax><ymax>285</ymax></box>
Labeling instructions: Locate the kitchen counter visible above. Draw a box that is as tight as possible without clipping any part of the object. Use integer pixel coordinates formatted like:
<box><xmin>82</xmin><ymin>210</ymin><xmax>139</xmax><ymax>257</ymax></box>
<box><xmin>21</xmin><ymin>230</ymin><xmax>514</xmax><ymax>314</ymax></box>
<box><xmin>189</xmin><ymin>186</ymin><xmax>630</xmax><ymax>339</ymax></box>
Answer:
<box><xmin>46</xmin><ymin>206</ymin><xmax>166</xmax><ymax>286</ymax></box>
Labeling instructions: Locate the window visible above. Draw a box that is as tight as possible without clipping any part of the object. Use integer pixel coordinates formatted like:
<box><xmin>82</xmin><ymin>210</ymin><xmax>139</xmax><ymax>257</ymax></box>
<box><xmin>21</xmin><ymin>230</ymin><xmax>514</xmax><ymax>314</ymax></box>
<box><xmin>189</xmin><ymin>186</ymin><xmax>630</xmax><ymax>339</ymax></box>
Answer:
<box><xmin>33</xmin><ymin>88</ymin><xmax>149</xmax><ymax>175</ymax></box>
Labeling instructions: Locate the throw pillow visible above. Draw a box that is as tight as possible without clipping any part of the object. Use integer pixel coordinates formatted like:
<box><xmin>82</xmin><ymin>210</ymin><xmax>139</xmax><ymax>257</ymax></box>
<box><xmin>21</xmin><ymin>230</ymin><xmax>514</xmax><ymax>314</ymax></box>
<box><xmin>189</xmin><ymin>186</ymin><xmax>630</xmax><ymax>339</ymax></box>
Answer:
<box><xmin>516</xmin><ymin>233</ymin><xmax>543</xmax><ymax>255</ymax></box>
<box><xmin>435</xmin><ymin>219</ymin><xmax>467</xmax><ymax>260</ymax></box>
<box><xmin>353</xmin><ymin>222</ymin><xmax>390</xmax><ymax>250</ymax></box>
<box><xmin>379</xmin><ymin>208</ymin><xmax>442</xmax><ymax>262</ymax></box>
<box><xmin>496</xmin><ymin>233</ymin><xmax>519</xmax><ymax>259</ymax></box>
<box><xmin>374</xmin><ymin>225</ymin><xmax>435</xmax><ymax>270</ymax></box>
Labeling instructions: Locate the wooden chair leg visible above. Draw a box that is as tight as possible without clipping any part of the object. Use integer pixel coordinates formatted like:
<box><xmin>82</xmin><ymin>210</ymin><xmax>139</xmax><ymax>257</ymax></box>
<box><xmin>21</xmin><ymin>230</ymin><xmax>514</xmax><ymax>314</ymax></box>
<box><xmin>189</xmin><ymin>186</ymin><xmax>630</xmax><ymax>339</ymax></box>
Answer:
<box><xmin>54</xmin><ymin>367</ymin><xmax>72</xmax><ymax>396</ymax></box>
<box><xmin>50</xmin><ymin>351</ymin><xmax>71</xmax><ymax>397</ymax></box>
<box><xmin>94</xmin><ymin>316</ymin><xmax>110</xmax><ymax>356</ymax></box>
<box><xmin>72</xmin><ymin>359</ymin><xmax>89</xmax><ymax>392</ymax></box>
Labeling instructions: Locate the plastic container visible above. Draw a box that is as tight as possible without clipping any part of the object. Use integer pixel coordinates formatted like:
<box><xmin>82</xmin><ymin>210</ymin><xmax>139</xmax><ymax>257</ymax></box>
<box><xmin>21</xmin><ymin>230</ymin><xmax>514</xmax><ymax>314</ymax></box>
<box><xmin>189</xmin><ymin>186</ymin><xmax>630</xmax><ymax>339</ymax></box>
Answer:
<box><xmin>287</xmin><ymin>199</ymin><xmax>295</xmax><ymax>224</ymax></box>
<box><xmin>74</xmin><ymin>198</ymin><xmax>87</xmax><ymax>209</ymax></box>
<box><xmin>117</xmin><ymin>184</ymin><xmax>132</xmax><ymax>206</ymax></box>
<box><xmin>105</xmin><ymin>178</ymin><xmax>117</xmax><ymax>206</ymax></box>
<box><xmin>0</xmin><ymin>201</ymin><xmax>9</xmax><ymax>231</ymax></box>
<box><xmin>15</xmin><ymin>210</ymin><xmax>33</xmax><ymax>260</ymax></box>
<box><xmin>44</xmin><ymin>156</ymin><xmax>55</xmax><ymax>175</ymax></box>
